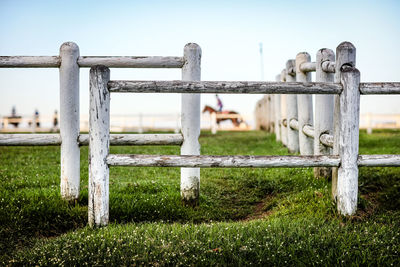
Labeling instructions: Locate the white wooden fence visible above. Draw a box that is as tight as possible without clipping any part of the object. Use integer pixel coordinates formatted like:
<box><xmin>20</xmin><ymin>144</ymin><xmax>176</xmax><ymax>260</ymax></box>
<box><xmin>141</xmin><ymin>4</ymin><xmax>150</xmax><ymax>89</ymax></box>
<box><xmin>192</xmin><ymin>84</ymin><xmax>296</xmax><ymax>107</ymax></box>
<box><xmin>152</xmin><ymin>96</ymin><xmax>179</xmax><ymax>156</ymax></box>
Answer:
<box><xmin>87</xmin><ymin>41</ymin><xmax>400</xmax><ymax>226</ymax></box>
<box><xmin>1</xmin><ymin>41</ymin><xmax>400</xmax><ymax>227</ymax></box>
<box><xmin>0</xmin><ymin>42</ymin><xmax>200</xmax><ymax>207</ymax></box>
<box><xmin>255</xmin><ymin>42</ymin><xmax>400</xmax><ymax>215</ymax></box>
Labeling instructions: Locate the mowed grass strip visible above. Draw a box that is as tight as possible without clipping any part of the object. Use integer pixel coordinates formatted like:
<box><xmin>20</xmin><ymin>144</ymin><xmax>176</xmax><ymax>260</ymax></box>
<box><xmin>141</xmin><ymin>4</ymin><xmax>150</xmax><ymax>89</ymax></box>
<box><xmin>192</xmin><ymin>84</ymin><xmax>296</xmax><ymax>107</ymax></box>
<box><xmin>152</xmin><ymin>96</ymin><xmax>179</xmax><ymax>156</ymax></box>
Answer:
<box><xmin>1</xmin><ymin>130</ymin><xmax>399</xmax><ymax>265</ymax></box>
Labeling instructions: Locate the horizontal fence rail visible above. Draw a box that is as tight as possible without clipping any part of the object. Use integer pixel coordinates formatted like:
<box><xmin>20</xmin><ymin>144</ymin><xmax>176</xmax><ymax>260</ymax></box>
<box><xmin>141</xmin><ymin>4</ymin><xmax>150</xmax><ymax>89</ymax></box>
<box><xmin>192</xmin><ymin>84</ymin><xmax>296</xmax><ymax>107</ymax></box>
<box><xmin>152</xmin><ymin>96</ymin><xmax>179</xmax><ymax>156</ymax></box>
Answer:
<box><xmin>107</xmin><ymin>154</ymin><xmax>341</xmax><ymax>168</ymax></box>
<box><xmin>302</xmin><ymin>125</ymin><xmax>315</xmax><ymax>138</ymax></box>
<box><xmin>0</xmin><ymin>134</ymin><xmax>183</xmax><ymax>146</ymax></box>
<box><xmin>106</xmin><ymin>154</ymin><xmax>400</xmax><ymax>168</ymax></box>
<box><xmin>321</xmin><ymin>61</ymin><xmax>336</xmax><ymax>73</ymax></box>
<box><xmin>296</xmin><ymin>61</ymin><xmax>336</xmax><ymax>73</ymax></box>
<box><xmin>357</xmin><ymin>154</ymin><xmax>400</xmax><ymax>167</ymax></box>
<box><xmin>0</xmin><ymin>134</ymin><xmax>61</xmax><ymax>145</ymax></box>
<box><xmin>77</xmin><ymin>56</ymin><xmax>184</xmax><ymax>68</ymax></box>
<box><xmin>299</xmin><ymin>62</ymin><xmax>316</xmax><ymax>73</ymax></box>
<box><xmin>0</xmin><ymin>56</ymin><xmax>184</xmax><ymax>68</ymax></box>
<box><xmin>359</xmin><ymin>82</ymin><xmax>400</xmax><ymax>94</ymax></box>
<box><xmin>108</xmin><ymin>80</ymin><xmax>343</xmax><ymax>94</ymax></box>
<box><xmin>320</xmin><ymin>133</ymin><xmax>334</xmax><ymax>148</ymax></box>
<box><xmin>0</xmin><ymin>56</ymin><xmax>61</xmax><ymax>68</ymax></box>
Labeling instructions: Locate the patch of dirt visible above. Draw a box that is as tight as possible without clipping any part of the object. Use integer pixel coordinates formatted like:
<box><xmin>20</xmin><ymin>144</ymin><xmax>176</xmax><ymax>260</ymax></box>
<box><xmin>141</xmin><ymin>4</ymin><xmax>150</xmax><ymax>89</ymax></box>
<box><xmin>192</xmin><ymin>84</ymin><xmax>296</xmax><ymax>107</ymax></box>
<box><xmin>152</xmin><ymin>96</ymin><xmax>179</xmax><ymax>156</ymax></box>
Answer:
<box><xmin>242</xmin><ymin>195</ymin><xmax>275</xmax><ymax>221</ymax></box>
<box><xmin>351</xmin><ymin>192</ymin><xmax>380</xmax><ymax>221</ymax></box>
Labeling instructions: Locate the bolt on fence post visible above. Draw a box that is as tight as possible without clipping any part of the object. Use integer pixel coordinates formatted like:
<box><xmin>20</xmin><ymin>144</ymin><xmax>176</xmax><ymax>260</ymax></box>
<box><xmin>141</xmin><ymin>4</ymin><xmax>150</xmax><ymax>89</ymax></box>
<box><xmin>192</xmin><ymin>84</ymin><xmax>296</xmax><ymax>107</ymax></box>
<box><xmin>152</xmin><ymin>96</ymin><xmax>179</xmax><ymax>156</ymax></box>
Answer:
<box><xmin>285</xmin><ymin>59</ymin><xmax>299</xmax><ymax>153</ymax></box>
<box><xmin>338</xmin><ymin>66</ymin><xmax>360</xmax><ymax>215</ymax></box>
<box><xmin>181</xmin><ymin>43</ymin><xmax>201</xmax><ymax>206</ymax></box>
<box><xmin>332</xmin><ymin>42</ymin><xmax>356</xmax><ymax>201</ymax></box>
<box><xmin>280</xmin><ymin>69</ymin><xmax>288</xmax><ymax>147</ymax></box>
<box><xmin>314</xmin><ymin>49</ymin><xmax>335</xmax><ymax>178</ymax></box>
<box><xmin>88</xmin><ymin>65</ymin><xmax>110</xmax><ymax>227</ymax></box>
<box><xmin>295</xmin><ymin>52</ymin><xmax>314</xmax><ymax>155</ymax></box>
<box><xmin>274</xmin><ymin>74</ymin><xmax>281</xmax><ymax>142</ymax></box>
<box><xmin>59</xmin><ymin>42</ymin><xmax>80</xmax><ymax>201</ymax></box>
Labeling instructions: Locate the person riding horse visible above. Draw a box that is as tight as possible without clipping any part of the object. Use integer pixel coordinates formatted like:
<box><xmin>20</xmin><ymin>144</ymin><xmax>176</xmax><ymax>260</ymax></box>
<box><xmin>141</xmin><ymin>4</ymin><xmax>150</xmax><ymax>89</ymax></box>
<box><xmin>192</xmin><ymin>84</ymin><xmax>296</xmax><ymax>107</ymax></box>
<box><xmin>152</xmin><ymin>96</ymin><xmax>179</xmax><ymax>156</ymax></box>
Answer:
<box><xmin>216</xmin><ymin>94</ymin><xmax>223</xmax><ymax>112</ymax></box>
<box><xmin>202</xmin><ymin>105</ymin><xmax>243</xmax><ymax>127</ymax></box>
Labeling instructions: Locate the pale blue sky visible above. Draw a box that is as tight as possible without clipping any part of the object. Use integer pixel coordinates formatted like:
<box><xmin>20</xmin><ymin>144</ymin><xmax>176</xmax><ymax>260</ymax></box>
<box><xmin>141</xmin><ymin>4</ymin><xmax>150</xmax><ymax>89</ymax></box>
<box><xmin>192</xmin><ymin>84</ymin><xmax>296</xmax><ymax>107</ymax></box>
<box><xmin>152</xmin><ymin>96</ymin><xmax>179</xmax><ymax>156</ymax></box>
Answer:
<box><xmin>1</xmin><ymin>0</ymin><xmax>399</xmax><ymax>118</ymax></box>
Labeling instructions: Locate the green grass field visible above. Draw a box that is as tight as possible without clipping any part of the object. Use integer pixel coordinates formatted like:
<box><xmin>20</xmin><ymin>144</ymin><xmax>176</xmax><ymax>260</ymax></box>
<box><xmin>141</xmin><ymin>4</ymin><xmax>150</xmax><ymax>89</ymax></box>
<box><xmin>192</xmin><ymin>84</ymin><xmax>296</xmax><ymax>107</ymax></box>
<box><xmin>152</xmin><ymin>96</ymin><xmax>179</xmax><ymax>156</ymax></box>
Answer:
<box><xmin>0</xmin><ymin>130</ymin><xmax>399</xmax><ymax>266</ymax></box>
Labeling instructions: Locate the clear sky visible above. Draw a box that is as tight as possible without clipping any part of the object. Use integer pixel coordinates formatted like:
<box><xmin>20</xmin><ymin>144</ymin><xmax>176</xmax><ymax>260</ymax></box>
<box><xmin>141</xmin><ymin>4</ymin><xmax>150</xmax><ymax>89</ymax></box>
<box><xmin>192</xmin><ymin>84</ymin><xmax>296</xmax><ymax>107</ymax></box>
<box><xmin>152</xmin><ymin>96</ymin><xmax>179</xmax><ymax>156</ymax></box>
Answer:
<box><xmin>1</xmin><ymin>0</ymin><xmax>399</xmax><ymax>118</ymax></box>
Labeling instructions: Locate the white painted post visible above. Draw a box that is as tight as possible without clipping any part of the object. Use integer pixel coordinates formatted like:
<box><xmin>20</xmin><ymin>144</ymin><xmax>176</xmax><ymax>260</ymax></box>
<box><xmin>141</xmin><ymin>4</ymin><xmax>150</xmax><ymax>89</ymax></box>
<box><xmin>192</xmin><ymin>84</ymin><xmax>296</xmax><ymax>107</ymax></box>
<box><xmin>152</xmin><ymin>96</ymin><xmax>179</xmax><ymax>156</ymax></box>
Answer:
<box><xmin>332</xmin><ymin>42</ymin><xmax>356</xmax><ymax>201</ymax></box>
<box><xmin>295</xmin><ymin>52</ymin><xmax>314</xmax><ymax>155</ymax></box>
<box><xmin>314</xmin><ymin>49</ymin><xmax>335</xmax><ymax>178</ymax></box>
<box><xmin>175</xmin><ymin>112</ymin><xmax>180</xmax><ymax>134</ymax></box>
<box><xmin>88</xmin><ymin>65</ymin><xmax>110</xmax><ymax>227</ymax></box>
<box><xmin>285</xmin><ymin>60</ymin><xmax>299</xmax><ymax>153</ymax></box>
<box><xmin>269</xmin><ymin>95</ymin><xmax>275</xmax><ymax>133</ymax></box>
<box><xmin>211</xmin><ymin>112</ymin><xmax>217</xmax><ymax>134</ymax></box>
<box><xmin>264</xmin><ymin>96</ymin><xmax>270</xmax><ymax>131</ymax></box>
<box><xmin>274</xmin><ymin>74</ymin><xmax>281</xmax><ymax>141</ymax></box>
<box><xmin>366</xmin><ymin>113</ymin><xmax>372</xmax><ymax>134</ymax></box>
<box><xmin>59</xmin><ymin>42</ymin><xmax>80</xmax><ymax>201</ymax></box>
<box><xmin>138</xmin><ymin>113</ymin><xmax>143</xmax><ymax>133</ymax></box>
<box><xmin>280</xmin><ymin>69</ymin><xmax>288</xmax><ymax>147</ymax></box>
<box><xmin>181</xmin><ymin>43</ymin><xmax>201</xmax><ymax>206</ymax></box>
<box><xmin>337</xmin><ymin>66</ymin><xmax>360</xmax><ymax>215</ymax></box>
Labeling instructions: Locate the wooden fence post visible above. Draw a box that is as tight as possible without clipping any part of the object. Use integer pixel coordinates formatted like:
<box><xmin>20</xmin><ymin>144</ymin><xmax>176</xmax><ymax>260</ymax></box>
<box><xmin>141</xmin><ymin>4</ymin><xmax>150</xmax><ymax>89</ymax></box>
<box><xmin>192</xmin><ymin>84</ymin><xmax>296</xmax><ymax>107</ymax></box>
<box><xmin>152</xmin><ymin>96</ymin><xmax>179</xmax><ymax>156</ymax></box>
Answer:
<box><xmin>338</xmin><ymin>66</ymin><xmax>360</xmax><ymax>215</ymax></box>
<box><xmin>314</xmin><ymin>49</ymin><xmax>335</xmax><ymax>178</ymax></box>
<box><xmin>88</xmin><ymin>65</ymin><xmax>110</xmax><ymax>227</ymax></box>
<box><xmin>59</xmin><ymin>42</ymin><xmax>80</xmax><ymax>201</ymax></box>
<box><xmin>262</xmin><ymin>95</ymin><xmax>270</xmax><ymax>132</ymax></box>
<box><xmin>274</xmin><ymin>74</ymin><xmax>281</xmax><ymax>141</ymax></box>
<box><xmin>366</xmin><ymin>113</ymin><xmax>373</xmax><ymax>134</ymax></box>
<box><xmin>295</xmin><ymin>52</ymin><xmax>314</xmax><ymax>155</ymax></box>
<box><xmin>280</xmin><ymin>69</ymin><xmax>288</xmax><ymax>147</ymax></box>
<box><xmin>181</xmin><ymin>43</ymin><xmax>201</xmax><ymax>206</ymax></box>
<box><xmin>332</xmin><ymin>42</ymin><xmax>356</xmax><ymax>201</ymax></box>
<box><xmin>285</xmin><ymin>59</ymin><xmax>299</xmax><ymax>153</ymax></box>
<box><xmin>269</xmin><ymin>95</ymin><xmax>275</xmax><ymax>133</ymax></box>
<box><xmin>211</xmin><ymin>112</ymin><xmax>217</xmax><ymax>134</ymax></box>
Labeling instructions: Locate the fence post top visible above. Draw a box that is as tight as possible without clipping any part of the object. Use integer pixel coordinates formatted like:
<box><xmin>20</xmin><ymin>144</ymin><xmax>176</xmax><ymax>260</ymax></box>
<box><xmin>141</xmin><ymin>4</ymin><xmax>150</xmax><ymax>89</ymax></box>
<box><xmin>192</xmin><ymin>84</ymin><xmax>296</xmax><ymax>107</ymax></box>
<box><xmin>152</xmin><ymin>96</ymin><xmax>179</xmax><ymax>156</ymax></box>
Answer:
<box><xmin>184</xmin><ymin>43</ymin><xmax>201</xmax><ymax>51</ymax></box>
<box><xmin>295</xmin><ymin>52</ymin><xmax>311</xmax><ymax>61</ymax></box>
<box><xmin>316</xmin><ymin>48</ymin><xmax>335</xmax><ymax>65</ymax></box>
<box><xmin>341</xmin><ymin>65</ymin><xmax>360</xmax><ymax>75</ymax></box>
<box><xmin>90</xmin><ymin>65</ymin><xmax>110</xmax><ymax>73</ymax></box>
<box><xmin>336</xmin><ymin>41</ymin><xmax>356</xmax><ymax>52</ymax></box>
<box><xmin>60</xmin><ymin>42</ymin><xmax>79</xmax><ymax>54</ymax></box>
<box><xmin>316</xmin><ymin>48</ymin><xmax>335</xmax><ymax>59</ymax></box>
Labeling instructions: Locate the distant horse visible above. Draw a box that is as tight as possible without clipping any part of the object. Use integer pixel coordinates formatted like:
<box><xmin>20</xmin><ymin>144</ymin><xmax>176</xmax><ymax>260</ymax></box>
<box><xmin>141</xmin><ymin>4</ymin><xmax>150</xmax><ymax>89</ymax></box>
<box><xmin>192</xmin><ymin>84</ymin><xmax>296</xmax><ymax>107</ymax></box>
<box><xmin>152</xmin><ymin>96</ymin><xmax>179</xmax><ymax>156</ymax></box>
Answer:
<box><xmin>202</xmin><ymin>105</ymin><xmax>242</xmax><ymax>127</ymax></box>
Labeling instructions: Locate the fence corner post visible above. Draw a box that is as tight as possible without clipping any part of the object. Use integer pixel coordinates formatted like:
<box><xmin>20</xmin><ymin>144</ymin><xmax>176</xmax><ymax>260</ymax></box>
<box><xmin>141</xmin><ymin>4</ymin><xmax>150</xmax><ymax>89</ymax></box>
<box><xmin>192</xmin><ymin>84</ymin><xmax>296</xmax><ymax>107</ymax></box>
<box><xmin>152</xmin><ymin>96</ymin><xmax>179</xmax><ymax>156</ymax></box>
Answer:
<box><xmin>181</xmin><ymin>43</ymin><xmax>201</xmax><ymax>206</ymax></box>
<box><xmin>314</xmin><ymin>48</ymin><xmax>335</xmax><ymax>178</ymax></box>
<box><xmin>337</xmin><ymin>66</ymin><xmax>360</xmax><ymax>215</ymax></box>
<box><xmin>333</xmin><ymin>42</ymin><xmax>356</xmax><ymax>201</ymax></box>
<box><xmin>59</xmin><ymin>42</ymin><xmax>80</xmax><ymax>201</ymax></box>
<box><xmin>295</xmin><ymin>52</ymin><xmax>314</xmax><ymax>155</ymax></box>
<box><xmin>88</xmin><ymin>65</ymin><xmax>110</xmax><ymax>227</ymax></box>
<box><xmin>285</xmin><ymin>59</ymin><xmax>299</xmax><ymax>153</ymax></box>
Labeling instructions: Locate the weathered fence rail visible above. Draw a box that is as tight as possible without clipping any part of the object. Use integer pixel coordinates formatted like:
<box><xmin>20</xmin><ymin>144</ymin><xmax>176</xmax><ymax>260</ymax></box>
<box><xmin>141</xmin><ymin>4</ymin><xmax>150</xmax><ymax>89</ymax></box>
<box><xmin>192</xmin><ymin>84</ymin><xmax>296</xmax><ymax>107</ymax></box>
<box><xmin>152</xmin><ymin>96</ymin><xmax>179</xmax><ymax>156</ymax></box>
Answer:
<box><xmin>0</xmin><ymin>56</ymin><xmax>185</xmax><ymax>68</ymax></box>
<box><xmin>0</xmin><ymin>133</ymin><xmax>183</xmax><ymax>146</ymax></box>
